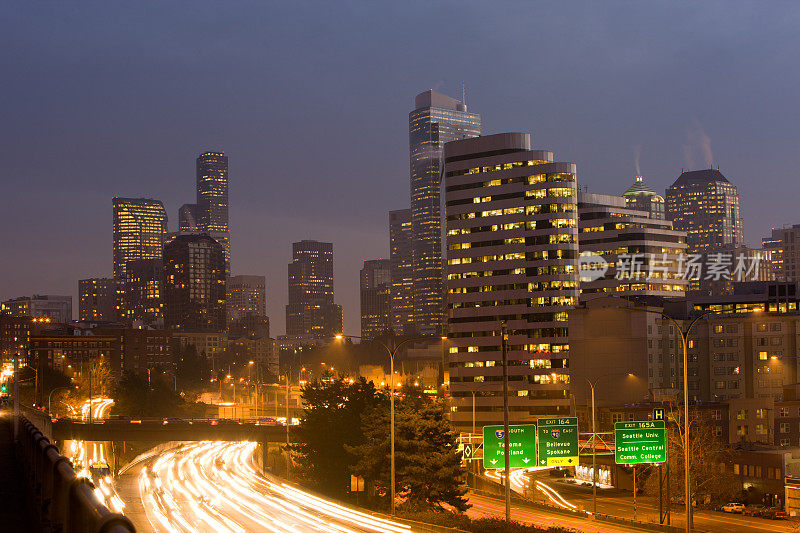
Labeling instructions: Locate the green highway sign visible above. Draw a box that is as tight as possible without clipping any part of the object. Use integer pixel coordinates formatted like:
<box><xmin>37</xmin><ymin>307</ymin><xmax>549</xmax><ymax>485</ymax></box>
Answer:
<box><xmin>537</xmin><ymin>417</ymin><xmax>579</xmax><ymax>467</ymax></box>
<box><xmin>614</xmin><ymin>420</ymin><xmax>667</xmax><ymax>465</ymax></box>
<box><xmin>482</xmin><ymin>424</ymin><xmax>537</xmax><ymax>469</ymax></box>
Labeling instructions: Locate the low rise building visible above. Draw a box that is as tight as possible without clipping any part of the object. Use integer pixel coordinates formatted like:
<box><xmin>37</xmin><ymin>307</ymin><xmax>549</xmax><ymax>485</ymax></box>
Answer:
<box><xmin>94</xmin><ymin>327</ymin><xmax>172</xmax><ymax>373</ymax></box>
<box><xmin>0</xmin><ymin>314</ymin><xmax>33</xmax><ymax>364</ymax></box>
<box><xmin>570</xmin><ymin>288</ymin><xmax>800</xmax><ymax>407</ymax></box>
<box><xmin>2</xmin><ymin>295</ymin><xmax>73</xmax><ymax>323</ymax></box>
<box><xmin>29</xmin><ymin>326</ymin><xmax>121</xmax><ymax>375</ymax></box>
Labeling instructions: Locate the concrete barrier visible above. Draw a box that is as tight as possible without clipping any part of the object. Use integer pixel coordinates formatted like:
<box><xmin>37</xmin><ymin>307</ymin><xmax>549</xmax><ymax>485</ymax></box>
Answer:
<box><xmin>16</xmin><ymin>416</ymin><xmax>136</xmax><ymax>533</ymax></box>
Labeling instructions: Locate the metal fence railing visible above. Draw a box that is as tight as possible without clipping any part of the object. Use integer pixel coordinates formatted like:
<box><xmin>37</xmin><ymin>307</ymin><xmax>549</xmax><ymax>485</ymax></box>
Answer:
<box><xmin>17</xmin><ymin>416</ymin><xmax>136</xmax><ymax>533</ymax></box>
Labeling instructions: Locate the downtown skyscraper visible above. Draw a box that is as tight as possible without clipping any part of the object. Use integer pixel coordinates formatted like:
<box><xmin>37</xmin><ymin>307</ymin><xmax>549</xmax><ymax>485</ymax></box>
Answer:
<box><xmin>78</xmin><ymin>278</ymin><xmax>117</xmax><ymax>322</ymax></box>
<box><xmin>112</xmin><ymin>198</ymin><xmax>168</xmax><ymax>282</ymax></box>
<box><xmin>443</xmin><ymin>132</ymin><xmax>578</xmax><ymax>428</ymax></box>
<box><xmin>227</xmin><ymin>275</ymin><xmax>267</xmax><ymax>322</ymax></box>
<box><xmin>665</xmin><ymin>168</ymin><xmax>744</xmax><ymax>253</ymax></box>
<box><xmin>360</xmin><ymin>259</ymin><xmax>392</xmax><ymax>340</ymax></box>
<box><xmin>163</xmin><ymin>234</ymin><xmax>226</xmax><ymax>332</ymax></box>
<box><xmin>180</xmin><ymin>151</ymin><xmax>230</xmax><ymax>273</ymax></box>
<box><xmin>409</xmin><ymin>90</ymin><xmax>480</xmax><ymax>336</ymax></box>
<box><xmin>389</xmin><ymin>209</ymin><xmax>413</xmax><ymax>335</ymax></box>
<box><xmin>622</xmin><ymin>175</ymin><xmax>665</xmax><ymax>220</ymax></box>
<box><xmin>285</xmin><ymin>240</ymin><xmax>343</xmax><ymax>338</ymax></box>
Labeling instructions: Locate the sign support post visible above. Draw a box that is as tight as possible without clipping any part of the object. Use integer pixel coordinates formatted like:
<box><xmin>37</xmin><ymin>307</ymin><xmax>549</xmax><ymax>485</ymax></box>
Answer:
<box><xmin>500</xmin><ymin>322</ymin><xmax>510</xmax><ymax>523</ymax></box>
<box><xmin>633</xmin><ymin>466</ymin><xmax>637</xmax><ymax>522</ymax></box>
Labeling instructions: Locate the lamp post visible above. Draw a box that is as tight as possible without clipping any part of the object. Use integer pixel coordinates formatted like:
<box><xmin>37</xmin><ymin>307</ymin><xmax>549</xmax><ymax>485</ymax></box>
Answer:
<box><xmin>48</xmin><ymin>386</ymin><xmax>72</xmax><ymax>416</ymax></box>
<box><xmin>471</xmin><ymin>390</ymin><xmax>476</xmax><ymax>436</ymax></box>
<box><xmin>662</xmin><ymin>311</ymin><xmax>708</xmax><ymax>533</ymax></box>
<box><xmin>335</xmin><ymin>333</ymin><xmax>431</xmax><ymax>515</ymax></box>
<box><xmin>283</xmin><ymin>371</ymin><xmax>291</xmax><ymax>478</ymax></box>
<box><xmin>586</xmin><ymin>372</ymin><xmax>636</xmax><ymax>516</ymax></box>
<box><xmin>248</xmin><ymin>361</ymin><xmax>254</xmax><ymax>407</ymax></box>
<box><xmin>500</xmin><ymin>321</ymin><xmax>510</xmax><ymax>523</ymax></box>
<box><xmin>440</xmin><ymin>336</ymin><xmax>448</xmax><ymax>387</ymax></box>
<box><xmin>619</xmin><ymin>301</ymin><xmax>754</xmax><ymax>532</ymax></box>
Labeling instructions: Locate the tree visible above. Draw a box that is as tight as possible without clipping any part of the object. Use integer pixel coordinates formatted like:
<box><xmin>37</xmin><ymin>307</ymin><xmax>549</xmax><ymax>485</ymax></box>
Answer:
<box><xmin>113</xmin><ymin>371</ymin><xmax>186</xmax><ymax>418</ymax></box>
<box><xmin>72</xmin><ymin>356</ymin><xmax>114</xmax><ymax>400</ymax></box>
<box><xmin>292</xmin><ymin>377</ymin><xmax>381</xmax><ymax>497</ymax></box>
<box><xmin>644</xmin><ymin>404</ymin><xmax>738</xmax><ymax>519</ymax></box>
<box><xmin>349</xmin><ymin>384</ymin><xmax>469</xmax><ymax>511</ymax></box>
<box><xmin>175</xmin><ymin>344</ymin><xmax>208</xmax><ymax>390</ymax></box>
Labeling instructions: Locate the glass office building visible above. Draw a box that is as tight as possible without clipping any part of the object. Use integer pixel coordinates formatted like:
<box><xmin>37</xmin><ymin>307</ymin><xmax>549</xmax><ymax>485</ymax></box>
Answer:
<box><xmin>409</xmin><ymin>90</ymin><xmax>480</xmax><ymax>335</ymax></box>
<box><xmin>112</xmin><ymin>197</ymin><xmax>168</xmax><ymax>281</ymax></box>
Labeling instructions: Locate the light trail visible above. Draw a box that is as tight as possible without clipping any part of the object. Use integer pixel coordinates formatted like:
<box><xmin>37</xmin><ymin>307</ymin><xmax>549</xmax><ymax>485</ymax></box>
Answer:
<box><xmin>139</xmin><ymin>441</ymin><xmax>414</xmax><ymax>533</ymax></box>
<box><xmin>483</xmin><ymin>467</ymin><xmax>577</xmax><ymax>510</ymax></box>
<box><xmin>67</xmin><ymin>398</ymin><xmax>125</xmax><ymax>512</ymax></box>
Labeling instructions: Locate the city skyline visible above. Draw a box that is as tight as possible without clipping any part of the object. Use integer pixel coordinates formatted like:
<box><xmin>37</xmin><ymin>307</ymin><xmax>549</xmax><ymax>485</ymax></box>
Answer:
<box><xmin>3</xmin><ymin>2</ymin><xmax>800</xmax><ymax>336</ymax></box>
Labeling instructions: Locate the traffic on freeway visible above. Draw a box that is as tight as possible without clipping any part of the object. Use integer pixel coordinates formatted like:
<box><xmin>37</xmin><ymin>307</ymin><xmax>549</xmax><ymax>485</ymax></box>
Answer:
<box><xmin>65</xmin><ymin>398</ymin><xmax>126</xmax><ymax>513</ymax></box>
<box><xmin>138</xmin><ymin>441</ymin><xmax>413</xmax><ymax>533</ymax></box>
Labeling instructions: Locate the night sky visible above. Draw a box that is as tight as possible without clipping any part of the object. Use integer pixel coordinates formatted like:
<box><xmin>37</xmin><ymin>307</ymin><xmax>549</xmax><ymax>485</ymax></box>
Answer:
<box><xmin>2</xmin><ymin>2</ymin><xmax>799</xmax><ymax>335</ymax></box>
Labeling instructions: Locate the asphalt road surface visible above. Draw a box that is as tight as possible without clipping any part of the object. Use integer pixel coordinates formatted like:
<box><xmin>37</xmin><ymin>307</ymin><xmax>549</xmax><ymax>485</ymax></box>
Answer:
<box><xmin>132</xmin><ymin>441</ymin><xmax>414</xmax><ymax>533</ymax></box>
<box><xmin>527</xmin><ymin>470</ymin><xmax>794</xmax><ymax>533</ymax></box>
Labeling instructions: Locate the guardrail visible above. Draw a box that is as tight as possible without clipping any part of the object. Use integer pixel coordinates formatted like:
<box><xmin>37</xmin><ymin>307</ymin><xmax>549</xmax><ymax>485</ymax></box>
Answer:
<box><xmin>17</xmin><ymin>416</ymin><xmax>136</xmax><ymax>533</ymax></box>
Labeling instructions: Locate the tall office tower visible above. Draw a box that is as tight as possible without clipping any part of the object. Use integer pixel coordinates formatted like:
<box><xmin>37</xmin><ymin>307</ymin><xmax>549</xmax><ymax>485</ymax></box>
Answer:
<box><xmin>227</xmin><ymin>275</ymin><xmax>267</xmax><ymax>322</ymax></box>
<box><xmin>665</xmin><ymin>169</ymin><xmax>744</xmax><ymax>253</ymax></box>
<box><xmin>444</xmin><ymin>133</ymin><xmax>579</xmax><ymax>428</ymax></box>
<box><xmin>389</xmin><ymin>209</ymin><xmax>414</xmax><ymax>335</ymax></box>
<box><xmin>112</xmin><ymin>198</ymin><xmax>168</xmax><ymax>281</ymax></box>
<box><xmin>622</xmin><ymin>175</ymin><xmax>665</xmax><ymax>220</ymax></box>
<box><xmin>78</xmin><ymin>278</ymin><xmax>117</xmax><ymax>322</ymax></box>
<box><xmin>1</xmin><ymin>295</ymin><xmax>73</xmax><ymax>323</ymax></box>
<box><xmin>360</xmin><ymin>259</ymin><xmax>392</xmax><ymax>340</ymax></box>
<box><xmin>285</xmin><ymin>240</ymin><xmax>343</xmax><ymax>338</ymax></box>
<box><xmin>178</xmin><ymin>203</ymin><xmax>201</xmax><ymax>232</ymax></box>
<box><xmin>762</xmin><ymin>225</ymin><xmax>800</xmax><ymax>281</ymax></box>
<box><xmin>162</xmin><ymin>234</ymin><xmax>226</xmax><ymax>332</ymax></box>
<box><xmin>124</xmin><ymin>258</ymin><xmax>164</xmax><ymax>326</ymax></box>
<box><xmin>762</xmin><ymin>227</ymin><xmax>784</xmax><ymax>280</ymax></box>
<box><xmin>409</xmin><ymin>90</ymin><xmax>481</xmax><ymax>335</ymax></box>
<box><xmin>577</xmin><ymin>193</ymin><xmax>688</xmax><ymax>298</ymax></box>
<box><xmin>195</xmin><ymin>151</ymin><xmax>230</xmax><ymax>272</ymax></box>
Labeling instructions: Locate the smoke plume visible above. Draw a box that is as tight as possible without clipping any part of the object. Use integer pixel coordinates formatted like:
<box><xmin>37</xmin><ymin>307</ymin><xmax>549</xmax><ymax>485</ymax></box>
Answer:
<box><xmin>634</xmin><ymin>144</ymin><xmax>642</xmax><ymax>176</ymax></box>
<box><xmin>684</xmin><ymin>118</ymin><xmax>714</xmax><ymax>169</ymax></box>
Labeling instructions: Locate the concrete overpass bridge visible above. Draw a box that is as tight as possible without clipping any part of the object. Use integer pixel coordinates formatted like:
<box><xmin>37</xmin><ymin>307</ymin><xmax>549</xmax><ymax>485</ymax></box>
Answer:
<box><xmin>51</xmin><ymin>419</ymin><xmax>292</xmax><ymax>443</ymax></box>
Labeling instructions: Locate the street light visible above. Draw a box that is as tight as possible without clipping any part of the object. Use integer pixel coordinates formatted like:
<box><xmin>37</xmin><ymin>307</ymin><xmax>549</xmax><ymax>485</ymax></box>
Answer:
<box><xmin>622</xmin><ymin>302</ymin><xmax>760</xmax><ymax>532</ymax></box>
<box><xmin>47</xmin><ymin>386</ymin><xmax>73</xmax><ymax>416</ymax></box>
<box><xmin>586</xmin><ymin>372</ymin><xmax>637</xmax><ymax>516</ymax></box>
<box><xmin>248</xmin><ymin>361</ymin><xmax>255</xmax><ymax>407</ymax></box>
<box><xmin>335</xmin><ymin>333</ymin><xmax>431</xmax><ymax>515</ymax></box>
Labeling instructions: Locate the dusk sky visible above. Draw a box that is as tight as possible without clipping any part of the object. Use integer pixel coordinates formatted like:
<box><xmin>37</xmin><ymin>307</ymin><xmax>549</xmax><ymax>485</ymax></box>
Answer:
<box><xmin>2</xmin><ymin>2</ymin><xmax>799</xmax><ymax>335</ymax></box>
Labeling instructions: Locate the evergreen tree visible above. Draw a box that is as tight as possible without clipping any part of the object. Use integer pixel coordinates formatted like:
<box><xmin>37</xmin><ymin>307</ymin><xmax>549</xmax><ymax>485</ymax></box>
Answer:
<box><xmin>350</xmin><ymin>385</ymin><xmax>469</xmax><ymax>511</ymax></box>
<box><xmin>292</xmin><ymin>376</ymin><xmax>381</xmax><ymax>497</ymax></box>
<box><xmin>113</xmin><ymin>371</ymin><xmax>184</xmax><ymax>418</ymax></box>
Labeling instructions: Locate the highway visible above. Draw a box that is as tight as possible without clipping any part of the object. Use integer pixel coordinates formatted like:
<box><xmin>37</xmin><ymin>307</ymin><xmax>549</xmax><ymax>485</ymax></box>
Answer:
<box><xmin>474</xmin><ymin>467</ymin><xmax>795</xmax><ymax>533</ymax></box>
<box><xmin>65</xmin><ymin>398</ymin><xmax>127</xmax><ymax>513</ymax></box>
<box><xmin>135</xmin><ymin>441</ymin><xmax>414</xmax><ymax>533</ymax></box>
<box><xmin>539</xmin><ymin>474</ymin><xmax>795</xmax><ymax>533</ymax></box>
<box><xmin>467</xmin><ymin>492</ymin><xmax>644</xmax><ymax>533</ymax></box>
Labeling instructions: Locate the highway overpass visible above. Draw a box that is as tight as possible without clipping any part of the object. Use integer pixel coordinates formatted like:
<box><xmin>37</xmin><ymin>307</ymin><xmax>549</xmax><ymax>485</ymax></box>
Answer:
<box><xmin>51</xmin><ymin>419</ymin><xmax>291</xmax><ymax>442</ymax></box>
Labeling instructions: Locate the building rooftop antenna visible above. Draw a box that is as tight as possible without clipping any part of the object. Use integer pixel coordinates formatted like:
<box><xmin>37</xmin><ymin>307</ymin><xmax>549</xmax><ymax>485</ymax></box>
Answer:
<box><xmin>462</xmin><ymin>82</ymin><xmax>466</xmax><ymax>106</ymax></box>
